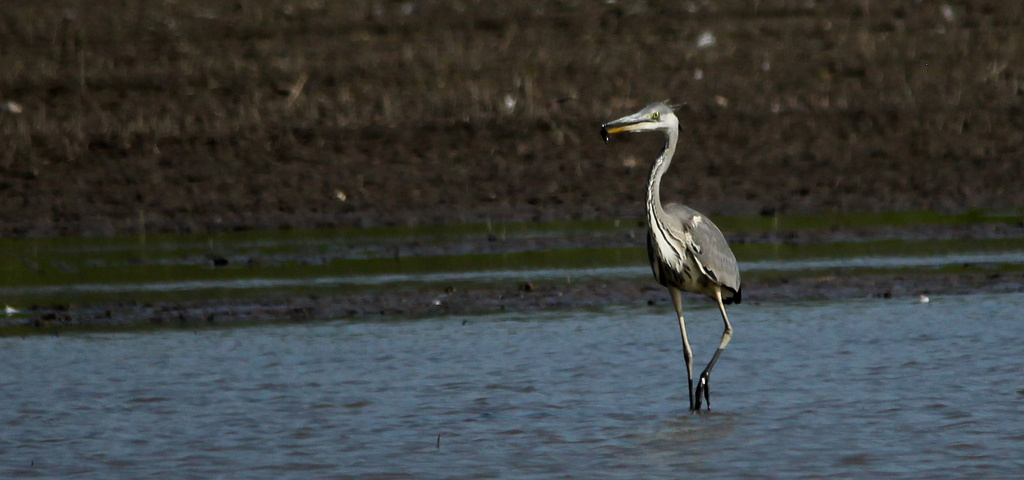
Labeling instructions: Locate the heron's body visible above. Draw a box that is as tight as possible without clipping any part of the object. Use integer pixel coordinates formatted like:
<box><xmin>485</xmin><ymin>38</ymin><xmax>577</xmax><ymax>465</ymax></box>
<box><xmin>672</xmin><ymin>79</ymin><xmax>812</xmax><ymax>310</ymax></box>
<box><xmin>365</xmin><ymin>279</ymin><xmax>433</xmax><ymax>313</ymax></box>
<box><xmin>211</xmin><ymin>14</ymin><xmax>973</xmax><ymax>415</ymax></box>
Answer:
<box><xmin>601</xmin><ymin>102</ymin><xmax>742</xmax><ymax>411</ymax></box>
<box><xmin>648</xmin><ymin>203</ymin><xmax>741</xmax><ymax>303</ymax></box>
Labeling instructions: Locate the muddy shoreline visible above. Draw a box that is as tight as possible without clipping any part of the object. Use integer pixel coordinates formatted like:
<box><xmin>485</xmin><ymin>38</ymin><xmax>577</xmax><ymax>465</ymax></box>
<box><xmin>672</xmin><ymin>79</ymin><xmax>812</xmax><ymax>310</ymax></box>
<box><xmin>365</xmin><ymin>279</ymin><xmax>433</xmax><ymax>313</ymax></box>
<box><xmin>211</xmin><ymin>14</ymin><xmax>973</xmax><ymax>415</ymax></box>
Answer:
<box><xmin>6</xmin><ymin>219</ymin><xmax>1023</xmax><ymax>332</ymax></box>
<box><xmin>3</xmin><ymin>2</ymin><xmax>1024</xmax><ymax>330</ymax></box>
<box><xmin>12</xmin><ymin>268</ymin><xmax>1024</xmax><ymax>333</ymax></box>
<box><xmin>3</xmin><ymin>215</ymin><xmax>1023</xmax><ymax>332</ymax></box>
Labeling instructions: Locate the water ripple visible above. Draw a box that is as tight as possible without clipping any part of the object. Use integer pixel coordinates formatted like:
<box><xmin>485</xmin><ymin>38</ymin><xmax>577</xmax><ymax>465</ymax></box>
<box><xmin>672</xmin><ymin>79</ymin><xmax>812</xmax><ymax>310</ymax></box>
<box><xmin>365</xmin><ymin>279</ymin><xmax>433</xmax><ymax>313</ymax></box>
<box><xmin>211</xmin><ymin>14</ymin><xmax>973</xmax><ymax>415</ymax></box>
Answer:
<box><xmin>2</xmin><ymin>294</ymin><xmax>1023</xmax><ymax>478</ymax></box>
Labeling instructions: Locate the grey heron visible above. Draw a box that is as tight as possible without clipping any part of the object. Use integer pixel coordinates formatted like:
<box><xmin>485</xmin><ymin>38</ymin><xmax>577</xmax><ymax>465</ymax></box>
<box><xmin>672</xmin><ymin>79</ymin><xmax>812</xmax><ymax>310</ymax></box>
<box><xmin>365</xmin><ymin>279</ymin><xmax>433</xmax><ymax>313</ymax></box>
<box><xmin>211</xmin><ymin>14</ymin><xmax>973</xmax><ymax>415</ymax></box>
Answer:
<box><xmin>601</xmin><ymin>102</ymin><xmax>742</xmax><ymax>411</ymax></box>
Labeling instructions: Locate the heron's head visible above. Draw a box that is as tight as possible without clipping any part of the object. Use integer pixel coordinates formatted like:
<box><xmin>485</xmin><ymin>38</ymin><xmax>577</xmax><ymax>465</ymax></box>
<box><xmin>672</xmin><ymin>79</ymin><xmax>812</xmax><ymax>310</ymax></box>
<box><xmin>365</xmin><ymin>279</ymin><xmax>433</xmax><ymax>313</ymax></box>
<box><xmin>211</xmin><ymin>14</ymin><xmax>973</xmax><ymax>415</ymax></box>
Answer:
<box><xmin>600</xmin><ymin>102</ymin><xmax>678</xmax><ymax>144</ymax></box>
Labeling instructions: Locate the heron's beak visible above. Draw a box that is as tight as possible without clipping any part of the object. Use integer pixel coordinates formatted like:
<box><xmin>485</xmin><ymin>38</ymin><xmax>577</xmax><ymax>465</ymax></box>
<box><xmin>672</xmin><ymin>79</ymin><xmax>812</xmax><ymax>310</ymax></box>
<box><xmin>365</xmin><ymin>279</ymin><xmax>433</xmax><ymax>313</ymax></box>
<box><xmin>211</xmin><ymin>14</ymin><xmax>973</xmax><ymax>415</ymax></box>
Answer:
<box><xmin>600</xmin><ymin>112</ymin><xmax>651</xmax><ymax>144</ymax></box>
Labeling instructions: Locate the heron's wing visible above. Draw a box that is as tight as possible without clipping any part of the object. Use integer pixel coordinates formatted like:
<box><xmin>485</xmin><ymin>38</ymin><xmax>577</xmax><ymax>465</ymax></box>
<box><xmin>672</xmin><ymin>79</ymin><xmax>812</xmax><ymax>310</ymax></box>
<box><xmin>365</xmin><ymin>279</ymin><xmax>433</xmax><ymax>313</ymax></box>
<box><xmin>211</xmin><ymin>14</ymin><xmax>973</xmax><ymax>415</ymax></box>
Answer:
<box><xmin>662</xmin><ymin>203</ymin><xmax>741</xmax><ymax>292</ymax></box>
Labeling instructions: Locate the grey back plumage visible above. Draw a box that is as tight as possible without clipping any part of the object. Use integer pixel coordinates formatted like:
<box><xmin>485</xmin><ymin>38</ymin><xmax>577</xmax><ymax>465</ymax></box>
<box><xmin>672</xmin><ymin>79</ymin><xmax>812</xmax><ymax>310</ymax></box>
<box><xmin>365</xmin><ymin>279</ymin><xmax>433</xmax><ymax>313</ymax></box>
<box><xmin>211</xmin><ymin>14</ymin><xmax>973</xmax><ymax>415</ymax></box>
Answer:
<box><xmin>649</xmin><ymin>203</ymin><xmax>742</xmax><ymax>304</ymax></box>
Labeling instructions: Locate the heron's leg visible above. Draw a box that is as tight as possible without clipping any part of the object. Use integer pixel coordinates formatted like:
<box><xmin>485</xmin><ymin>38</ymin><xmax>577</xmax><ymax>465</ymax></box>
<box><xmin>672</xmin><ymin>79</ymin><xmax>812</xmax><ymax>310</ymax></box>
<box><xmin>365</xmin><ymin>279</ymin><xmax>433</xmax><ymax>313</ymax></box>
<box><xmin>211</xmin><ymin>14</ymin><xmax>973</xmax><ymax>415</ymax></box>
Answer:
<box><xmin>670</xmin><ymin>287</ymin><xmax>695</xmax><ymax>411</ymax></box>
<box><xmin>695</xmin><ymin>288</ymin><xmax>733</xmax><ymax>411</ymax></box>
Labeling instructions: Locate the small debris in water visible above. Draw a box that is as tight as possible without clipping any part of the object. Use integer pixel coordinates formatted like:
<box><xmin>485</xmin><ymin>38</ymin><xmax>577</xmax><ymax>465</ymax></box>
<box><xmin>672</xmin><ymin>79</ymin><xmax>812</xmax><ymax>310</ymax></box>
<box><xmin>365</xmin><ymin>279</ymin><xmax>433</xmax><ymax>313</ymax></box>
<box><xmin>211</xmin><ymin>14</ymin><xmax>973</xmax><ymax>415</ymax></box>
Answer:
<box><xmin>918</xmin><ymin>294</ymin><xmax>930</xmax><ymax>304</ymax></box>
<box><xmin>434</xmin><ymin>286</ymin><xmax>455</xmax><ymax>307</ymax></box>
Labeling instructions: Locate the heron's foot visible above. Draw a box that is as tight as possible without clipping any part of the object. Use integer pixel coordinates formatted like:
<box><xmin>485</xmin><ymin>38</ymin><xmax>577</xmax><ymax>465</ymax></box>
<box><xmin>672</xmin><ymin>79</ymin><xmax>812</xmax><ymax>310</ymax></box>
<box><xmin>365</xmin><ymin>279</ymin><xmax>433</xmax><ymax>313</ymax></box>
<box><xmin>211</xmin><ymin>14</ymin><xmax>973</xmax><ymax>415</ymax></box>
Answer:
<box><xmin>693</xmin><ymin>372</ymin><xmax>711</xmax><ymax>411</ymax></box>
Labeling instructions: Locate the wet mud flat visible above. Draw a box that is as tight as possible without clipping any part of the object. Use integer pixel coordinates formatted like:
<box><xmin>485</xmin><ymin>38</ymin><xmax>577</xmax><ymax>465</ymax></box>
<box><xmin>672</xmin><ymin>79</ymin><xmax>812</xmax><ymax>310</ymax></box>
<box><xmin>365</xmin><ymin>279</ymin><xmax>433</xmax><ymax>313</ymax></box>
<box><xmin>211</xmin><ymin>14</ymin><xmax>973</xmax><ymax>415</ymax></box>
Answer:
<box><xmin>17</xmin><ymin>269</ymin><xmax>1024</xmax><ymax>333</ymax></box>
<box><xmin>7</xmin><ymin>220</ymin><xmax>1024</xmax><ymax>333</ymax></box>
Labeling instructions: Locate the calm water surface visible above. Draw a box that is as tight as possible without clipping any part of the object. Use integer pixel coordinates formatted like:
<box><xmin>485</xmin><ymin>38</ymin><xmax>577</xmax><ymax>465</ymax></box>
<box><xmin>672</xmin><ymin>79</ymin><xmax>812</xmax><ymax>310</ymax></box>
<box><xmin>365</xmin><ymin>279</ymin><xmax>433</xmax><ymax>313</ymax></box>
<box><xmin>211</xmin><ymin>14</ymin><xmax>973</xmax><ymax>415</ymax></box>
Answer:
<box><xmin>2</xmin><ymin>293</ymin><xmax>1023</xmax><ymax>478</ymax></box>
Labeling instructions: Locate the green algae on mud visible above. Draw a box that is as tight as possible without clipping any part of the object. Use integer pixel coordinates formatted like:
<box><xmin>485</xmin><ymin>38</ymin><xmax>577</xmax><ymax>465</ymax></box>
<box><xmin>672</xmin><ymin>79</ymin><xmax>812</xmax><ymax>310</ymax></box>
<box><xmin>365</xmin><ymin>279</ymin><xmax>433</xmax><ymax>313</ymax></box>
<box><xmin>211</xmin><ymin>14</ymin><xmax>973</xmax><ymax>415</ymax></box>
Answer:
<box><xmin>713</xmin><ymin>209</ymin><xmax>1024</xmax><ymax>234</ymax></box>
<box><xmin>2</xmin><ymin>211</ymin><xmax>1023</xmax><ymax>308</ymax></box>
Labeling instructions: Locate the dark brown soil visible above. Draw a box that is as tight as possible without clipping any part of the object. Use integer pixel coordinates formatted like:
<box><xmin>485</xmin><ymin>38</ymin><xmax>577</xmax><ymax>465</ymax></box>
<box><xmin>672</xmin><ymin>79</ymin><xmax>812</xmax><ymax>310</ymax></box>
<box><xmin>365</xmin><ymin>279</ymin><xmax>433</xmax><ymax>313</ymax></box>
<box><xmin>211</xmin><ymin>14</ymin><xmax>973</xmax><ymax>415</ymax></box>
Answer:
<box><xmin>2</xmin><ymin>1</ymin><xmax>1023</xmax><ymax>237</ymax></box>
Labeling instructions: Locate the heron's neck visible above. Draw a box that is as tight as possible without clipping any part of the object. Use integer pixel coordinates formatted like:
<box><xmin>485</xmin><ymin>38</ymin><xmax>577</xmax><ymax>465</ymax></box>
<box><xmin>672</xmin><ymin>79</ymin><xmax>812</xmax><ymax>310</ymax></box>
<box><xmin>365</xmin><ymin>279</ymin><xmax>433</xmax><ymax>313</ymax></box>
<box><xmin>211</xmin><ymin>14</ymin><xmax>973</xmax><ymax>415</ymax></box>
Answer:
<box><xmin>646</xmin><ymin>128</ymin><xmax>678</xmax><ymax>221</ymax></box>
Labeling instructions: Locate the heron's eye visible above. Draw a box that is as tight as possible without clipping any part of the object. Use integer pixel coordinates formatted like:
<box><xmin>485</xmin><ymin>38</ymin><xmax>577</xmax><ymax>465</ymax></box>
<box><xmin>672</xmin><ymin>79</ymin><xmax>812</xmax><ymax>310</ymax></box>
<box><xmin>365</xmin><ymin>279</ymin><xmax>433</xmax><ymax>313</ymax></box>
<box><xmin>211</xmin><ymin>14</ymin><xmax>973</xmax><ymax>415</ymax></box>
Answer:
<box><xmin>651</xmin><ymin>112</ymin><xmax>660</xmax><ymax>120</ymax></box>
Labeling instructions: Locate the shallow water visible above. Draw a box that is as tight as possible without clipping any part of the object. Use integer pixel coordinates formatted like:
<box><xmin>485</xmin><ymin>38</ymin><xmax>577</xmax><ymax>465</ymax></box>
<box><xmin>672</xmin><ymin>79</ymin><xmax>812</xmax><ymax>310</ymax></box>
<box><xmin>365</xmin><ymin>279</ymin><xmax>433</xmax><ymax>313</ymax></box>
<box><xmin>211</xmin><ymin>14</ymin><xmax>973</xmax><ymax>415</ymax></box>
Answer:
<box><xmin>3</xmin><ymin>293</ymin><xmax>1022</xmax><ymax>478</ymax></box>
